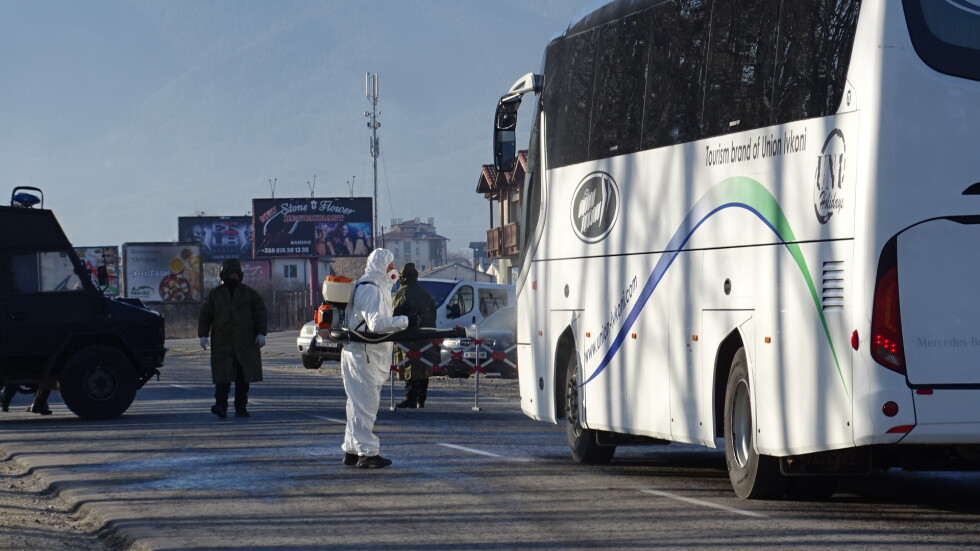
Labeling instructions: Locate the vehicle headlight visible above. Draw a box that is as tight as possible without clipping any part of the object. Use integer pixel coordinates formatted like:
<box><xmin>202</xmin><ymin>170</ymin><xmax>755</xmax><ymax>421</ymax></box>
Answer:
<box><xmin>301</xmin><ymin>325</ymin><xmax>316</xmax><ymax>337</ymax></box>
<box><xmin>442</xmin><ymin>338</ymin><xmax>460</xmax><ymax>348</ymax></box>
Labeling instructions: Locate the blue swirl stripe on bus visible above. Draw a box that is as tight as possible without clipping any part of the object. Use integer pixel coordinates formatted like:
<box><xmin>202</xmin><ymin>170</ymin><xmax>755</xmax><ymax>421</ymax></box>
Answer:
<box><xmin>581</xmin><ymin>177</ymin><xmax>845</xmax><ymax>396</ymax></box>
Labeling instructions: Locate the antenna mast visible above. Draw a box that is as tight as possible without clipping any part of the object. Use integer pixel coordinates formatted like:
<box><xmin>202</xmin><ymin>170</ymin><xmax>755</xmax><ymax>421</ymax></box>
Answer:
<box><xmin>365</xmin><ymin>73</ymin><xmax>380</xmax><ymax>246</ymax></box>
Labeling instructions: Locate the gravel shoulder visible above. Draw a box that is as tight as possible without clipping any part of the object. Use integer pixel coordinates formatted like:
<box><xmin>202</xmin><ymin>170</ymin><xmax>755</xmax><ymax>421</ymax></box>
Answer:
<box><xmin>0</xmin><ymin>451</ymin><xmax>130</xmax><ymax>551</ymax></box>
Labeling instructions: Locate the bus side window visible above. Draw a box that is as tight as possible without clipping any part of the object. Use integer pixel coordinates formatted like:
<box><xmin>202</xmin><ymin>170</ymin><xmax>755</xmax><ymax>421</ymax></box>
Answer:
<box><xmin>642</xmin><ymin>0</ymin><xmax>710</xmax><ymax>149</ymax></box>
<box><xmin>546</xmin><ymin>29</ymin><xmax>598</xmax><ymax>168</ymax></box>
<box><xmin>701</xmin><ymin>0</ymin><xmax>780</xmax><ymax>136</ymax></box>
<box><xmin>590</xmin><ymin>7</ymin><xmax>651</xmax><ymax>158</ymax></box>
<box><xmin>772</xmin><ymin>0</ymin><xmax>861</xmax><ymax>124</ymax></box>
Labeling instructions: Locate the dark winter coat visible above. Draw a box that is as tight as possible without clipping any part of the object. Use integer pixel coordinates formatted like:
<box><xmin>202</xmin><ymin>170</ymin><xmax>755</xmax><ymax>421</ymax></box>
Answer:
<box><xmin>198</xmin><ymin>283</ymin><xmax>268</xmax><ymax>384</ymax></box>
<box><xmin>392</xmin><ymin>271</ymin><xmax>437</xmax><ymax>381</ymax></box>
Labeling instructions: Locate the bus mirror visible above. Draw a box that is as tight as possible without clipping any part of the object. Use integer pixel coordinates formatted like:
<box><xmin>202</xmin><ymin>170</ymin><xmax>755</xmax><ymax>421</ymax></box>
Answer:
<box><xmin>494</xmin><ymin>74</ymin><xmax>542</xmax><ymax>171</ymax></box>
<box><xmin>494</xmin><ymin>95</ymin><xmax>521</xmax><ymax>171</ymax></box>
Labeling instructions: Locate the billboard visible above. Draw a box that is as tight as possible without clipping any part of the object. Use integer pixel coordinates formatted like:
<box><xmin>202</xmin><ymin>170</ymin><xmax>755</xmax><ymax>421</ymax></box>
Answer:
<box><xmin>74</xmin><ymin>246</ymin><xmax>120</xmax><ymax>296</ymax></box>
<box><xmin>177</xmin><ymin>216</ymin><xmax>253</xmax><ymax>262</ymax></box>
<box><xmin>202</xmin><ymin>260</ymin><xmax>271</xmax><ymax>291</ymax></box>
<box><xmin>252</xmin><ymin>197</ymin><xmax>373</xmax><ymax>258</ymax></box>
<box><xmin>122</xmin><ymin>243</ymin><xmax>203</xmax><ymax>303</ymax></box>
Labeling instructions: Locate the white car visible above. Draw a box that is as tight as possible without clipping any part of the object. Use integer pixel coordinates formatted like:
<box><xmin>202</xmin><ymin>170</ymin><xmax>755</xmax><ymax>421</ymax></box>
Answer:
<box><xmin>296</xmin><ymin>321</ymin><xmax>342</xmax><ymax>369</ymax></box>
<box><xmin>439</xmin><ymin>306</ymin><xmax>517</xmax><ymax>379</ymax></box>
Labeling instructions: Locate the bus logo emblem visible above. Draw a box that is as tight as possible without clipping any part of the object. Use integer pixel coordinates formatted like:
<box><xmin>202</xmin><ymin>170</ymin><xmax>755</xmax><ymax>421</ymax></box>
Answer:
<box><xmin>571</xmin><ymin>172</ymin><xmax>619</xmax><ymax>243</ymax></box>
<box><xmin>814</xmin><ymin>129</ymin><xmax>846</xmax><ymax>224</ymax></box>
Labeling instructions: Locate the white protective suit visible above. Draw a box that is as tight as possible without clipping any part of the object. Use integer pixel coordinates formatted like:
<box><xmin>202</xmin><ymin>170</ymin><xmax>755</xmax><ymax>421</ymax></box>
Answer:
<box><xmin>341</xmin><ymin>248</ymin><xmax>408</xmax><ymax>457</ymax></box>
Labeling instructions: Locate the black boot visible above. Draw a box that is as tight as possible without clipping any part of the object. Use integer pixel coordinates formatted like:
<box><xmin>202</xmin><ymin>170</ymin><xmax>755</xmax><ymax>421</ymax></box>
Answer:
<box><xmin>357</xmin><ymin>455</ymin><xmax>392</xmax><ymax>469</ymax></box>
<box><xmin>213</xmin><ymin>383</ymin><xmax>229</xmax><ymax>418</ymax></box>
<box><xmin>417</xmin><ymin>379</ymin><xmax>428</xmax><ymax>408</ymax></box>
<box><xmin>0</xmin><ymin>385</ymin><xmax>15</xmax><ymax>413</ymax></box>
<box><xmin>29</xmin><ymin>389</ymin><xmax>52</xmax><ymax>415</ymax></box>
<box><xmin>395</xmin><ymin>380</ymin><xmax>419</xmax><ymax>408</ymax></box>
<box><xmin>233</xmin><ymin>381</ymin><xmax>250</xmax><ymax>417</ymax></box>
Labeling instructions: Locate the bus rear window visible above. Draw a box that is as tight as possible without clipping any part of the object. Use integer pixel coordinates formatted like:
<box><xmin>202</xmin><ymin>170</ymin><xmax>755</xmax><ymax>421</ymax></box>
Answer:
<box><xmin>904</xmin><ymin>0</ymin><xmax>980</xmax><ymax>81</ymax></box>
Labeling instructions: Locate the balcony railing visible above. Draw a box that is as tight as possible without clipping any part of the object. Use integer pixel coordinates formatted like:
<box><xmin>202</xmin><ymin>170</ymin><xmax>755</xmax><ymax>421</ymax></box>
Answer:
<box><xmin>502</xmin><ymin>222</ymin><xmax>519</xmax><ymax>256</ymax></box>
<box><xmin>487</xmin><ymin>222</ymin><xmax>520</xmax><ymax>259</ymax></box>
<box><xmin>486</xmin><ymin>227</ymin><xmax>501</xmax><ymax>258</ymax></box>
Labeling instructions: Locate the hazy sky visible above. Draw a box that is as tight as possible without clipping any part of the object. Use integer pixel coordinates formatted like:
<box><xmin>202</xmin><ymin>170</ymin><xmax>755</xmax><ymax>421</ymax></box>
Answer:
<box><xmin>0</xmin><ymin>0</ymin><xmax>597</xmax><ymax>254</ymax></box>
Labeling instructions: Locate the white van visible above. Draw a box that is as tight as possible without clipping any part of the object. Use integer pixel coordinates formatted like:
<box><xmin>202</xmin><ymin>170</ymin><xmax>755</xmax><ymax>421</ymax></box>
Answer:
<box><xmin>404</xmin><ymin>278</ymin><xmax>515</xmax><ymax>329</ymax></box>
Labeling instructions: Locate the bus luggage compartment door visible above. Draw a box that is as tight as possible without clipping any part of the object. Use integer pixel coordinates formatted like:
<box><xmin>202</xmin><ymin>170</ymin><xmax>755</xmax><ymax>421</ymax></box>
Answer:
<box><xmin>898</xmin><ymin>218</ymin><xmax>980</xmax><ymax>386</ymax></box>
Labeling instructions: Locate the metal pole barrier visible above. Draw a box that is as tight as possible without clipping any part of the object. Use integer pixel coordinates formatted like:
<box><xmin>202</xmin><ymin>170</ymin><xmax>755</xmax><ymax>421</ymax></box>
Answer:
<box><xmin>470</xmin><ymin>338</ymin><xmax>486</xmax><ymax>412</ymax></box>
<box><xmin>472</xmin><ymin>367</ymin><xmax>482</xmax><ymax>411</ymax></box>
<box><xmin>388</xmin><ymin>366</ymin><xmax>396</xmax><ymax>411</ymax></box>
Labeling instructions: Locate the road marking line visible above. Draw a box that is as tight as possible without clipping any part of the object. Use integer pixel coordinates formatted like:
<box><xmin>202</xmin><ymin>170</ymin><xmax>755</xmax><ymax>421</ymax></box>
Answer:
<box><xmin>169</xmin><ymin>384</ymin><xmax>191</xmax><ymax>389</ymax></box>
<box><xmin>313</xmin><ymin>415</ymin><xmax>346</xmax><ymax>424</ymax></box>
<box><xmin>437</xmin><ymin>443</ymin><xmax>531</xmax><ymax>462</ymax></box>
<box><xmin>639</xmin><ymin>489</ymin><xmax>767</xmax><ymax>518</ymax></box>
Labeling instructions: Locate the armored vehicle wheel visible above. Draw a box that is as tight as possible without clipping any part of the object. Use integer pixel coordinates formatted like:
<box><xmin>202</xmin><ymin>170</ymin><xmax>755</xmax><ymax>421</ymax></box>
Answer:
<box><xmin>59</xmin><ymin>345</ymin><xmax>138</xmax><ymax>420</ymax></box>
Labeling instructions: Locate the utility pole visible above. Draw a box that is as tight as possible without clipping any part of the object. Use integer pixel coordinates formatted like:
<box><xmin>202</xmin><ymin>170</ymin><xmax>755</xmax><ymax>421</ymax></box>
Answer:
<box><xmin>365</xmin><ymin>73</ymin><xmax>380</xmax><ymax>245</ymax></box>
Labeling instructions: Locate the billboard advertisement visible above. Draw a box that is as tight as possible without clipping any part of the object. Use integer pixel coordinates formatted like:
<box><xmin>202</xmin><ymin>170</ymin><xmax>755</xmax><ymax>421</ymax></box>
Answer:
<box><xmin>74</xmin><ymin>246</ymin><xmax>120</xmax><ymax>296</ymax></box>
<box><xmin>202</xmin><ymin>261</ymin><xmax>271</xmax><ymax>291</ymax></box>
<box><xmin>122</xmin><ymin>243</ymin><xmax>203</xmax><ymax>303</ymax></box>
<box><xmin>252</xmin><ymin>197</ymin><xmax>373</xmax><ymax>258</ymax></box>
<box><xmin>177</xmin><ymin>216</ymin><xmax>253</xmax><ymax>262</ymax></box>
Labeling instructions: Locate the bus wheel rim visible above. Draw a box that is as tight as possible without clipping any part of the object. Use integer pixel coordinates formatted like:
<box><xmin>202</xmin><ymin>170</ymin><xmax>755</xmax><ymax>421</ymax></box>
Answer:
<box><xmin>732</xmin><ymin>380</ymin><xmax>752</xmax><ymax>468</ymax></box>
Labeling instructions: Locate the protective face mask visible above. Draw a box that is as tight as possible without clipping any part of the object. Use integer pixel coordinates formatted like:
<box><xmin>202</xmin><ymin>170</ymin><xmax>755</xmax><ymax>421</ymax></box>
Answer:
<box><xmin>387</xmin><ymin>269</ymin><xmax>399</xmax><ymax>282</ymax></box>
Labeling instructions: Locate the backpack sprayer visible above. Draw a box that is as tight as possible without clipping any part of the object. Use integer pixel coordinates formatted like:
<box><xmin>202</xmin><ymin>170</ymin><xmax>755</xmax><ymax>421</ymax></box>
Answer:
<box><xmin>317</xmin><ymin>276</ymin><xmax>466</xmax><ymax>345</ymax></box>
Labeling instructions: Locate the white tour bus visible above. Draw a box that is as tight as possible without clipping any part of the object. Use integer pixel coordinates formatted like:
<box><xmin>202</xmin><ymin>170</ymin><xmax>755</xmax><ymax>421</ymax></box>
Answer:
<box><xmin>492</xmin><ymin>0</ymin><xmax>980</xmax><ymax>499</ymax></box>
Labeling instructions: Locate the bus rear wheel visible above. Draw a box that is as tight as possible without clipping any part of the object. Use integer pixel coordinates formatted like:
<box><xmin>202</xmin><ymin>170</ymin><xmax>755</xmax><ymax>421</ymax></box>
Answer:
<box><xmin>724</xmin><ymin>348</ymin><xmax>785</xmax><ymax>499</ymax></box>
<box><xmin>565</xmin><ymin>353</ymin><xmax>615</xmax><ymax>464</ymax></box>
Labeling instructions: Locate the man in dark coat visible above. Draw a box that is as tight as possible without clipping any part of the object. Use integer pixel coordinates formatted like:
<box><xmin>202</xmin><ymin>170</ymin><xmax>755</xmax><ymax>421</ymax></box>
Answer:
<box><xmin>392</xmin><ymin>262</ymin><xmax>437</xmax><ymax>408</ymax></box>
<box><xmin>198</xmin><ymin>258</ymin><xmax>267</xmax><ymax>418</ymax></box>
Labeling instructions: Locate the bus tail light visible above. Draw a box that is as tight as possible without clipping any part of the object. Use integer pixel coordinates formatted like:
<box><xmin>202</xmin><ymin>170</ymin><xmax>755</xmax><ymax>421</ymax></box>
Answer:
<box><xmin>871</xmin><ymin>265</ymin><xmax>906</xmax><ymax>374</ymax></box>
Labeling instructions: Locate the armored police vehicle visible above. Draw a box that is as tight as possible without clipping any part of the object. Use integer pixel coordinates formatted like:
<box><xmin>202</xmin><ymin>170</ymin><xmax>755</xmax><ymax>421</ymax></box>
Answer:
<box><xmin>0</xmin><ymin>187</ymin><xmax>166</xmax><ymax>419</ymax></box>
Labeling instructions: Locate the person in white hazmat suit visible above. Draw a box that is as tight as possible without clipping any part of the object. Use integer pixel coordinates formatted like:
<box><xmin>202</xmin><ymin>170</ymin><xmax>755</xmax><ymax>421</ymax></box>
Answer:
<box><xmin>341</xmin><ymin>248</ymin><xmax>408</xmax><ymax>469</ymax></box>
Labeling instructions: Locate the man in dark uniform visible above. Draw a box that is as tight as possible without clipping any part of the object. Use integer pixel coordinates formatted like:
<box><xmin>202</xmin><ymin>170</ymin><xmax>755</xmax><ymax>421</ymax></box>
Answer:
<box><xmin>198</xmin><ymin>259</ymin><xmax>267</xmax><ymax>418</ymax></box>
<box><xmin>392</xmin><ymin>263</ymin><xmax>437</xmax><ymax>408</ymax></box>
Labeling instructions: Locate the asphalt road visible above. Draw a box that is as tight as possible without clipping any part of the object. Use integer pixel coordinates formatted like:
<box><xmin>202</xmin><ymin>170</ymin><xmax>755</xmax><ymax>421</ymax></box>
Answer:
<box><xmin>2</xmin><ymin>332</ymin><xmax>980</xmax><ymax>550</ymax></box>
